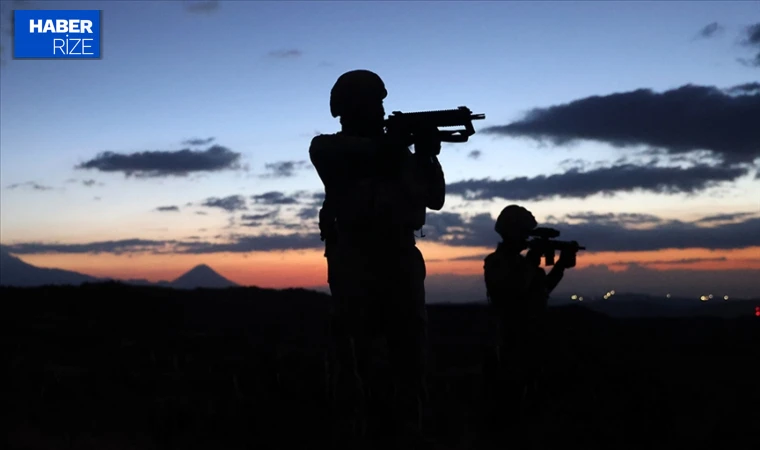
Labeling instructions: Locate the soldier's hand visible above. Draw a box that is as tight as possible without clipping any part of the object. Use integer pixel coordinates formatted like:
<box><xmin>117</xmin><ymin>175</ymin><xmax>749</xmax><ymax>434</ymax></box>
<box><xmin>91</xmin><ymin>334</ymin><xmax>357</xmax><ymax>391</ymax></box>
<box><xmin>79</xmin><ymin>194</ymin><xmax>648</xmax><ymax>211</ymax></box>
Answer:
<box><xmin>525</xmin><ymin>247</ymin><xmax>543</xmax><ymax>267</ymax></box>
<box><xmin>556</xmin><ymin>246</ymin><xmax>578</xmax><ymax>269</ymax></box>
<box><xmin>413</xmin><ymin>127</ymin><xmax>442</xmax><ymax>156</ymax></box>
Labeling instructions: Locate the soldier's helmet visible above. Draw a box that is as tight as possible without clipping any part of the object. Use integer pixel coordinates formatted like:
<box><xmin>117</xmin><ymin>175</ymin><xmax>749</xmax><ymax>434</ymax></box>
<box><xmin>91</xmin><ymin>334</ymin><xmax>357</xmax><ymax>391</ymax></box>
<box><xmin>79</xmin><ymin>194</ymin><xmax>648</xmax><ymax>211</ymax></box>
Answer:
<box><xmin>495</xmin><ymin>205</ymin><xmax>537</xmax><ymax>239</ymax></box>
<box><xmin>330</xmin><ymin>69</ymin><xmax>388</xmax><ymax>118</ymax></box>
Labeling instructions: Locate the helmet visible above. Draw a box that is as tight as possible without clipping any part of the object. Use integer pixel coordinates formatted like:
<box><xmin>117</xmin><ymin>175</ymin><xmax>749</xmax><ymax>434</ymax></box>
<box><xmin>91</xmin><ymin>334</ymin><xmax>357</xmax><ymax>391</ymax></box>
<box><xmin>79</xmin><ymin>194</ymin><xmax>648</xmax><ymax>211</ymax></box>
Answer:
<box><xmin>494</xmin><ymin>205</ymin><xmax>537</xmax><ymax>238</ymax></box>
<box><xmin>330</xmin><ymin>69</ymin><xmax>387</xmax><ymax>118</ymax></box>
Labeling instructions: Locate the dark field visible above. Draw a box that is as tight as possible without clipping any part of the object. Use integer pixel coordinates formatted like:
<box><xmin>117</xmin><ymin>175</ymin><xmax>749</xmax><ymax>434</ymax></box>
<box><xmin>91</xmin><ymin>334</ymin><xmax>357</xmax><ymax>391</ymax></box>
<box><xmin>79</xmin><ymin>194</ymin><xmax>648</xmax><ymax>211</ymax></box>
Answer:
<box><xmin>4</xmin><ymin>283</ymin><xmax>760</xmax><ymax>450</ymax></box>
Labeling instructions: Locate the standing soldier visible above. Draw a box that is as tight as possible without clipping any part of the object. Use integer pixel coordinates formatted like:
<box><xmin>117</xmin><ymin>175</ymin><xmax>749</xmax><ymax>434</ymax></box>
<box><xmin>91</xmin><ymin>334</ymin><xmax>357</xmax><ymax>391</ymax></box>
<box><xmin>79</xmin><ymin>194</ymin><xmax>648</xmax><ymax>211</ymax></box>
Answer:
<box><xmin>309</xmin><ymin>70</ymin><xmax>445</xmax><ymax>449</ymax></box>
<box><xmin>482</xmin><ymin>205</ymin><xmax>576</xmax><ymax>435</ymax></box>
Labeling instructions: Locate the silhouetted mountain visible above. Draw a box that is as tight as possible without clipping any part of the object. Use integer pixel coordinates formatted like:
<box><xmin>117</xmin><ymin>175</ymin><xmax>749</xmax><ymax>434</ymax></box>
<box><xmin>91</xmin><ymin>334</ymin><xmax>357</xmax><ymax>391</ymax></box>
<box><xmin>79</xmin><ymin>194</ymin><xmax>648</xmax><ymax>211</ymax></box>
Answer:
<box><xmin>0</xmin><ymin>248</ymin><xmax>237</xmax><ymax>290</ymax></box>
<box><xmin>0</xmin><ymin>246</ymin><xmax>100</xmax><ymax>287</ymax></box>
<box><xmin>170</xmin><ymin>264</ymin><xmax>239</xmax><ymax>289</ymax></box>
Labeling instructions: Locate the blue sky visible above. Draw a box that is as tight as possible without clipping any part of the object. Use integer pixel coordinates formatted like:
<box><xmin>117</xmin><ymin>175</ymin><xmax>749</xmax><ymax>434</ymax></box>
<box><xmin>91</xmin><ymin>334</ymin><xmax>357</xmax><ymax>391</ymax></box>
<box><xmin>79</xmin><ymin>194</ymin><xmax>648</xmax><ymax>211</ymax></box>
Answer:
<box><xmin>1</xmin><ymin>1</ymin><xmax>758</xmax><ymax>297</ymax></box>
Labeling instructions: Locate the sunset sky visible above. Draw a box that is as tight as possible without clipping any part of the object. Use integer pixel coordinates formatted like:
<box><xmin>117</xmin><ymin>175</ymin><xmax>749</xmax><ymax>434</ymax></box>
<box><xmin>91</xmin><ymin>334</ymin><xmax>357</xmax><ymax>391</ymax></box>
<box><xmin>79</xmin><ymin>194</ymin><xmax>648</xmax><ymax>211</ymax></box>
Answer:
<box><xmin>1</xmin><ymin>1</ymin><xmax>759</xmax><ymax>299</ymax></box>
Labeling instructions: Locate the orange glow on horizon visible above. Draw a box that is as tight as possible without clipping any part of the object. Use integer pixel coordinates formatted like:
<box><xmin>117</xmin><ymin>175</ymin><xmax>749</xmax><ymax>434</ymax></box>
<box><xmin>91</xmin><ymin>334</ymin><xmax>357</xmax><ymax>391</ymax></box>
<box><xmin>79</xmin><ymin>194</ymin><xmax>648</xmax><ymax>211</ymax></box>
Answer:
<box><xmin>14</xmin><ymin>244</ymin><xmax>760</xmax><ymax>289</ymax></box>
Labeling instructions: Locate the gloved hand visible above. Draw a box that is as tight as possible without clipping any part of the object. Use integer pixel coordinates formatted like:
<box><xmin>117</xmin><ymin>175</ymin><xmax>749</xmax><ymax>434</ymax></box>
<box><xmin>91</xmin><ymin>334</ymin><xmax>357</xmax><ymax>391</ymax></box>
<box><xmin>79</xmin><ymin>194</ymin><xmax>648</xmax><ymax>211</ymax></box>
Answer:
<box><xmin>413</xmin><ymin>127</ymin><xmax>442</xmax><ymax>156</ymax></box>
<box><xmin>556</xmin><ymin>244</ymin><xmax>579</xmax><ymax>269</ymax></box>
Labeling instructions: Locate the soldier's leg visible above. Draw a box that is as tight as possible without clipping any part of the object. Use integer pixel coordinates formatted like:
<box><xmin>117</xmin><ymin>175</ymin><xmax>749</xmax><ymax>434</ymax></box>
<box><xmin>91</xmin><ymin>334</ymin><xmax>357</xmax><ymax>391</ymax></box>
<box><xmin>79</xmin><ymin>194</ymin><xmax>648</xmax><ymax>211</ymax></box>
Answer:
<box><xmin>384</xmin><ymin>247</ymin><xmax>429</xmax><ymax>445</ymax></box>
<box><xmin>327</xmin><ymin>271</ymin><xmax>374</xmax><ymax>445</ymax></box>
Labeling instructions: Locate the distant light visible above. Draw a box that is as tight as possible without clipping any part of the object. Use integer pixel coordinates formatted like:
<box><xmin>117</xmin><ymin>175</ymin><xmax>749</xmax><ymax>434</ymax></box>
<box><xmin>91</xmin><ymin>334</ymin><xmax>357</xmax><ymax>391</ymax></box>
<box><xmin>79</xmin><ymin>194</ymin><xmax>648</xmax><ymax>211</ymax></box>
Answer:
<box><xmin>571</xmin><ymin>295</ymin><xmax>578</xmax><ymax>300</ymax></box>
<box><xmin>610</xmin><ymin>290</ymin><xmax>616</xmax><ymax>295</ymax></box>
<box><xmin>723</xmin><ymin>295</ymin><xmax>729</xmax><ymax>300</ymax></box>
<box><xmin>666</xmin><ymin>294</ymin><xmax>671</xmax><ymax>299</ymax></box>
<box><xmin>700</xmin><ymin>296</ymin><xmax>708</xmax><ymax>301</ymax></box>
<box><xmin>756</xmin><ymin>311</ymin><xmax>760</xmax><ymax>317</ymax></box>
<box><xmin>708</xmin><ymin>294</ymin><xmax>713</xmax><ymax>299</ymax></box>
<box><xmin>578</xmin><ymin>296</ymin><xmax>584</xmax><ymax>301</ymax></box>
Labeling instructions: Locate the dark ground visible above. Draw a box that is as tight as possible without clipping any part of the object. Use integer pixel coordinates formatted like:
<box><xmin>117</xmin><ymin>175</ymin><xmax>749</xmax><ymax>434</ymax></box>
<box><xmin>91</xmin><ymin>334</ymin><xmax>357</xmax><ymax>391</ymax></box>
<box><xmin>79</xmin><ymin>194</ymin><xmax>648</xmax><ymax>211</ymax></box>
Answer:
<box><xmin>4</xmin><ymin>283</ymin><xmax>760</xmax><ymax>449</ymax></box>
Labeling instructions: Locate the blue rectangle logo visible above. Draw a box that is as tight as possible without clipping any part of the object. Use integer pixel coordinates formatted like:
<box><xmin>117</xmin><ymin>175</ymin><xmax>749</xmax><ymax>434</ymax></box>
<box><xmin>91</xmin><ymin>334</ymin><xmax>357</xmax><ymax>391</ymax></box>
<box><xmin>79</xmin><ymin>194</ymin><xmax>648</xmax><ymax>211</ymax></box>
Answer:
<box><xmin>13</xmin><ymin>10</ymin><xmax>101</xmax><ymax>59</ymax></box>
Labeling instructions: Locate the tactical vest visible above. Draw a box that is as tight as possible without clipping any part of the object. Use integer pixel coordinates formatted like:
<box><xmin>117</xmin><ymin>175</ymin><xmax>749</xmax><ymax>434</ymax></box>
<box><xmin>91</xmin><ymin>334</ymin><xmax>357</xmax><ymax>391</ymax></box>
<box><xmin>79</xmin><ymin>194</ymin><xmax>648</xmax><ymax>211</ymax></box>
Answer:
<box><xmin>310</xmin><ymin>133</ymin><xmax>426</xmax><ymax>251</ymax></box>
<box><xmin>484</xmin><ymin>246</ymin><xmax>549</xmax><ymax>315</ymax></box>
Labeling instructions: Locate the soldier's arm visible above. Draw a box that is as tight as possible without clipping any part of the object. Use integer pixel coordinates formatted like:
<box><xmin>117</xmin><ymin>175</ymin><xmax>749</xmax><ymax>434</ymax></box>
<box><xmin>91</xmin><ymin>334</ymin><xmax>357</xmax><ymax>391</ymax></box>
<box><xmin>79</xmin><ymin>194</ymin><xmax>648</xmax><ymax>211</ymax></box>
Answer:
<box><xmin>414</xmin><ymin>154</ymin><xmax>445</xmax><ymax>211</ymax></box>
<box><xmin>309</xmin><ymin>135</ymin><xmax>381</xmax><ymax>187</ymax></box>
<box><xmin>545</xmin><ymin>265</ymin><xmax>565</xmax><ymax>294</ymax></box>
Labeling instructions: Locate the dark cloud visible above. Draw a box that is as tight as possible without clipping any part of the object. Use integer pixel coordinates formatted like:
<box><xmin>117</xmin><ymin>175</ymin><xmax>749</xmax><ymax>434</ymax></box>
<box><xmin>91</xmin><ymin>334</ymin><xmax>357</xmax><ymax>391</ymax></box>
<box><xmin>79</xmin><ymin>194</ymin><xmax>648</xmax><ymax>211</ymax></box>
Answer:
<box><xmin>182</xmin><ymin>137</ymin><xmax>215</xmax><ymax>146</ymax></box>
<box><xmin>1</xmin><ymin>233</ymin><xmax>317</xmax><ymax>256</ymax></box>
<box><xmin>311</xmin><ymin>192</ymin><xmax>325</xmax><ymax>204</ymax></box>
<box><xmin>76</xmin><ymin>145</ymin><xmax>243</xmax><ymax>177</ymax></box>
<box><xmin>267</xmin><ymin>49</ymin><xmax>303</xmax><ymax>59</ymax></box>
<box><xmin>155</xmin><ymin>206</ymin><xmax>180</xmax><ymax>212</ymax></box>
<box><xmin>242</xmin><ymin>211</ymin><xmax>279</xmax><ymax>221</ymax></box>
<box><xmin>261</xmin><ymin>160</ymin><xmax>309</xmax><ymax>178</ymax></box>
<box><xmin>446</xmin><ymin>163</ymin><xmax>748</xmax><ymax>202</ymax></box>
<box><xmin>6</xmin><ymin>210</ymin><xmax>758</xmax><ymax>257</ymax></box>
<box><xmin>563</xmin><ymin>212</ymin><xmax>662</xmax><ymax>225</ymax></box>
<box><xmin>5</xmin><ymin>181</ymin><xmax>53</xmax><ymax>191</ymax></box>
<box><xmin>252</xmin><ymin>191</ymin><xmax>300</xmax><ymax>205</ymax></box>
<box><xmin>297</xmin><ymin>207</ymin><xmax>319</xmax><ymax>220</ymax></box>
<box><xmin>449</xmin><ymin>254</ymin><xmax>490</xmax><ymax>262</ymax></box>
<box><xmin>5</xmin><ymin>239</ymin><xmax>176</xmax><ymax>256</ymax></box>
<box><xmin>482</xmin><ymin>83</ymin><xmax>760</xmax><ymax>164</ymax></box>
<box><xmin>724</xmin><ymin>82</ymin><xmax>760</xmax><ymax>95</ymax></box>
<box><xmin>178</xmin><ymin>233</ymin><xmax>321</xmax><ymax>253</ymax></box>
<box><xmin>182</xmin><ymin>0</ymin><xmax>220</xmax><ymax>14</ymax></box>
<box><xmin>743</xmin><ymin>23</ymin><xmax>760</xmax><ymax>46</ymax></box>
<box><xmin>201</xmin><ymin>195</ymin><xmax>248</xmax><ymax>212</ymax></box>
<box><xmin>467</xmin><ymin>150</ymin><xmax>482</xmax><ymax>160</ymax></box>
<box><xmin>610</xmin><ymin>257</ymin><xmax>727</xmax><ymax>266</ymax></box>
<box><xmin>241</xmin><ymin>211</ymin><xmax>279</xmax><ymax>222</ymax></box>
<box><xmin>695</xmin><ymin>22</ymin><xmax>724</xmax><ymax>39</ymax></box>
<box><xmin>696</xmin><ymin>212</ymin><xmax>756</xmax><ymax>223</ymax></box>
<box><xmin>66</xmin><ymin>178</ymin><xmax>104</xmax><ymax>187</ymax></box>
<box><xmin>738</xmin><ymin>23</ymin><xmax>760</xmax><ymax>67</ymax></box>
<box><xmin>423</xmin><ymin>211</ymin><xmax>468</xmax><ymax>236</ymax></box>
<box><xmin>419</xmin><ymin>210</ymin><xmax>760</xmax><ymax>252</ymax></box>
<box><xmin>268</xmin><ymin>220</ymin><xmax>305</xmax><ymax>231</ymax></box>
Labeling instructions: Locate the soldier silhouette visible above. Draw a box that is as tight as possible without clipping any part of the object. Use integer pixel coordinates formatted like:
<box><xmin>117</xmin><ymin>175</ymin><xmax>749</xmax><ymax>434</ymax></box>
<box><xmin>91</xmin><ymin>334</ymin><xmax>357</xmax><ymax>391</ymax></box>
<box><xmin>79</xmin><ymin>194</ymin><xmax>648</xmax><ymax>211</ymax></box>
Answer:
<box><xmin>481</xmin><ymin>205</ymin><xmax>577</xmax><ymax>437</ymax></box>
<box><xmin>309</xmin><ymin>70</ymin><xmax>445</xmax><ymax>449</ymax></box>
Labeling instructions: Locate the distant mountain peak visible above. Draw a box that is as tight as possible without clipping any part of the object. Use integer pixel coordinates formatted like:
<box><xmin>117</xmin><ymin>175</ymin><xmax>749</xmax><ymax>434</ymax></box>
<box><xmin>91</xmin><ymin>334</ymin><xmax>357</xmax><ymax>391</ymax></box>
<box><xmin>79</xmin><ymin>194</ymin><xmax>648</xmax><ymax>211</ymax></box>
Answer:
<box><xmin>171</xmin><ymin>264</ymin><xmax>239</xmax><ymax>289</ymax></box>
<box><xmin>187</xmin><ymin>263</ymin><xmax>214</xmax><ymax>272</ymax></box>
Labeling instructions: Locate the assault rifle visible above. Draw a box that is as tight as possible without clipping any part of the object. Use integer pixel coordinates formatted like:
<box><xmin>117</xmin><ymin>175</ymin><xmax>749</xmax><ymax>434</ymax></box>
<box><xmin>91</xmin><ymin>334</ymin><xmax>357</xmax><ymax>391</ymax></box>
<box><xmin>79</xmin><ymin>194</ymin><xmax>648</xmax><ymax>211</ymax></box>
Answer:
<box><xmin>385</xmin><ymin>106</ymin><xmax>485</xmax><ymax>148</ymax></box>
<box><xmin>526</xmin><ymin>227</ymin><xmax>586</xmax><ymax>268</ymax></box>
